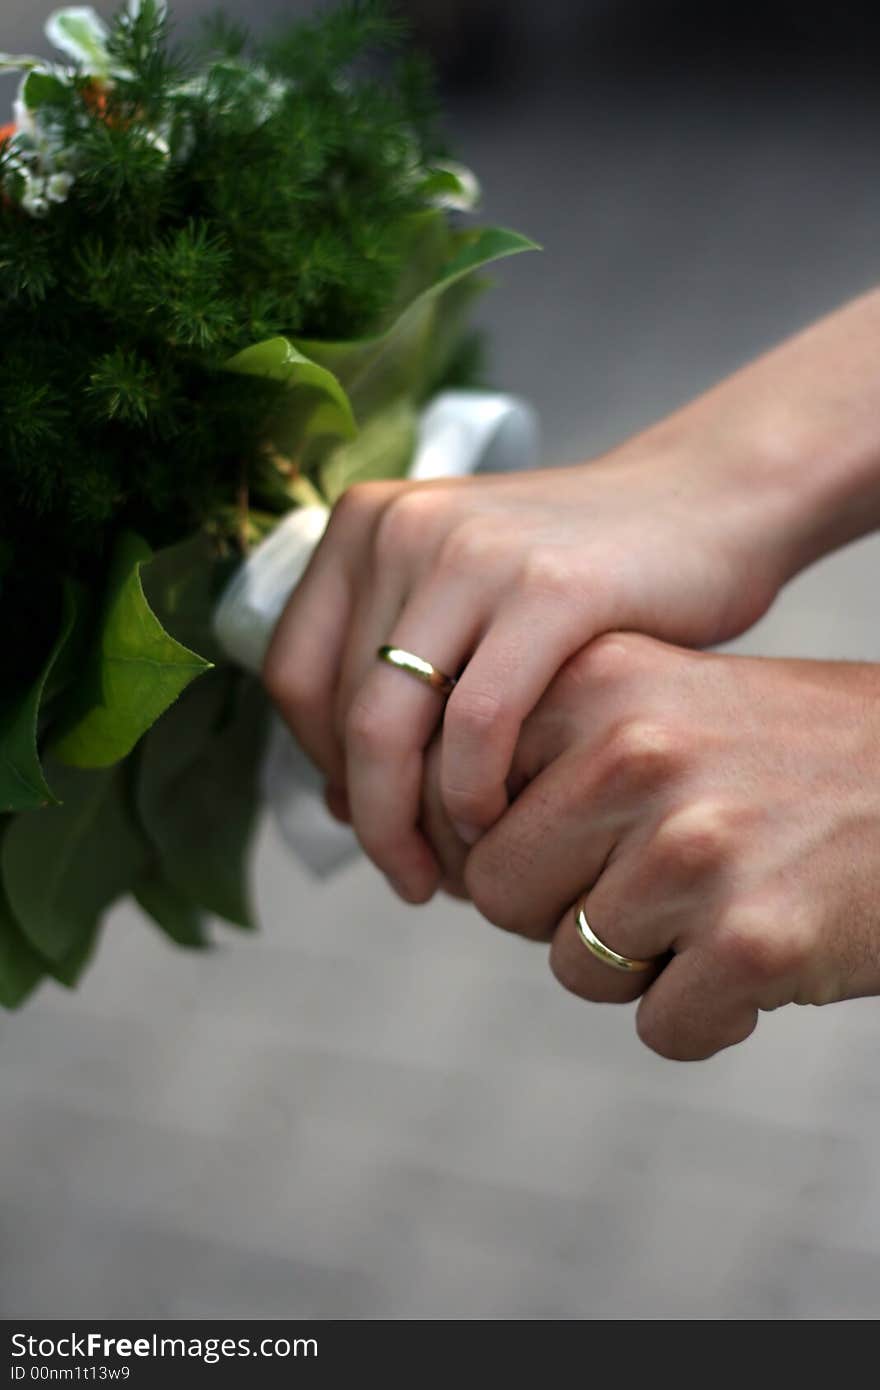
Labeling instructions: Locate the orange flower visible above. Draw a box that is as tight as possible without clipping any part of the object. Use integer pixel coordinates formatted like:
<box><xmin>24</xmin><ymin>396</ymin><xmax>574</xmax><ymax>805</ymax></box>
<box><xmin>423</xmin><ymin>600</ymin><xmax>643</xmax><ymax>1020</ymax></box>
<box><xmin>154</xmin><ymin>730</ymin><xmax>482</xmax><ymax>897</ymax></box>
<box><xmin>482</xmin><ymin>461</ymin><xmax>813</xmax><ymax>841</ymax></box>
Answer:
<box><xmin>81</xmin><ymin>82</ymin><xmax>109</xmax><ymax>119</ymax></box>
<box><xmin>0</xmin><ymin>122</ymin><xmax>16</xmax><ymax>145</ymax></box>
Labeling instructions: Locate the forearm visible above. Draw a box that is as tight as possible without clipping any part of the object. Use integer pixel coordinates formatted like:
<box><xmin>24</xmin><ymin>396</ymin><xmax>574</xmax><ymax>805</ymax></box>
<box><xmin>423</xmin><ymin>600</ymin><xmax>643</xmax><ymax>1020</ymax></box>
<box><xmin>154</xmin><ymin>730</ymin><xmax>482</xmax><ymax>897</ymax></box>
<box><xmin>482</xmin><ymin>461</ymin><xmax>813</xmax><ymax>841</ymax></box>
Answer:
<box><xmin>620</xmin><ymin>287</ymin><xmax>880</xmax><ymax>584</ymax></box>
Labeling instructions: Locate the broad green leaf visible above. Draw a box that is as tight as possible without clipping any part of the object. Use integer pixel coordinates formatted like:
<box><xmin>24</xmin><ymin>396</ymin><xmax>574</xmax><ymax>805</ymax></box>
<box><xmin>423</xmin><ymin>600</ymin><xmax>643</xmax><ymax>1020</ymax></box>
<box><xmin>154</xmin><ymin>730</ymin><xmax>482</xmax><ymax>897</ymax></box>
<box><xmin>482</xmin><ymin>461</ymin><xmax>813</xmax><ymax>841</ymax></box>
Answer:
<box><xmin>380</xmin><ymin>210</ymin><xmax>453</xmax><ymax>322</ymax></box>
<box><xmin>0</xmin><ymin>865</ymin><xmax>46</xmax><ymax>1009</ymax></box>
<box><xmin>0</xmin><ymin>583</ymin><xmax>79</xmax><ymax>813</ymax></box>
<box><xmin>422</xmin><ymin>274</ymin><xmax>489</xmax><ymax>398</ymax></box>
<box><xmin>21</xmin><ymin>69</ymin><xmax>69</xmax><ymax>110</ymax></box>
<box><xmin>46</xmin><ymin>918</ymin><xmax>102</xmax><ymax>988</ymax></box>
<box><xmin>42</xmin><ymin>579</ymin><xmax>92</xmax><ymax>708</ymax></box>
<box><xmin>296</xmin><ymin>226</ymin><xmax>539</xmax><ymax>417</ymax></box>
<box><xmin>321</xmin><ymin>399</ymin><xmax>418</xmax><ymax>506</ymax></box>
<box><xmin>226</xmin><ymin>338</ymin><xmax>357</xmax><ymax>446</ymax></box>
<box><xmin>141</xmin><ymin>531</ymin><xmax>230</xmax><ymax>667</ymax></box>
<box><xmin>134</xmin><ymin>865</ymin><xmax>208</xmax><ymax>950</ymax></box>
<box><xmin>45</xmin><ymin>8</ymin><xmax>111</xmax><ymax>76</ymax></box>
<box><xmin>52</xmin><ymin>531</ymin><xmax>212</xmax><ymax>769</ymax></box>
<box><xmin>2</xmin><ymin>760</ymin><xmax>149</xmax><ymax>962</ymax></box>
<box><xmin>442</xmin><ymin>227</ymin><xmax>539</xmax><ymax>283</ymax></box>
<box><xmin>137</xmin><ymin>671</ymin><xmax>267</xmax><ymax>929</ymax></box>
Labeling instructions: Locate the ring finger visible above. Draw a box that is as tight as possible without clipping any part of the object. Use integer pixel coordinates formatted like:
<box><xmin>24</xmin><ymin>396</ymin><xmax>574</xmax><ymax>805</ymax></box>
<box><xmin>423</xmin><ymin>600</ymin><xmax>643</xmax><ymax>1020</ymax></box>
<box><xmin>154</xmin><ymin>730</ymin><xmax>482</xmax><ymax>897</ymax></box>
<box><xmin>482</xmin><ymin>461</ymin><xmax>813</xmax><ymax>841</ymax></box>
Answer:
<box><xmin>343</xmin><ymin>572</ymin><xmax>489</xmax><ymax>900</ymax></box>
<box><xmin>549</xmin><ymin>851</ymin><xmax>675</xmax><ymax>1005</ymax></box>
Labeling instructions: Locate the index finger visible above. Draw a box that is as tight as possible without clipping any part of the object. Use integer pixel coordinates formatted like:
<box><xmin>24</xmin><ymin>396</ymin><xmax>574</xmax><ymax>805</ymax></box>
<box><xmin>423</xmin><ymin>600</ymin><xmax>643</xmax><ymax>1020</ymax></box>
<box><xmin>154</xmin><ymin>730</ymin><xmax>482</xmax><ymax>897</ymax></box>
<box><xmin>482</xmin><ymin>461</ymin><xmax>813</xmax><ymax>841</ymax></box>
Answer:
<box><xmin>264</xmin><ymin>484</ymin><xmax>393</xmax><ymax>785</ymax></box>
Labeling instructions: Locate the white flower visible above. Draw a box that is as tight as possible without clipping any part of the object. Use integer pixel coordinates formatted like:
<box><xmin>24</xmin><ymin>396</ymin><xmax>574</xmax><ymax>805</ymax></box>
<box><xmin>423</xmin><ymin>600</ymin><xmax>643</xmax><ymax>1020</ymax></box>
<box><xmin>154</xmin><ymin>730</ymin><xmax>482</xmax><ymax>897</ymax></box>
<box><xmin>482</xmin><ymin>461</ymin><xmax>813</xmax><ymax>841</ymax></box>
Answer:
<box><xmin>20</xmin><ymin>174</ymin><xmax>50</xmax><ymax>217</ymax></box>
<box><xmin>427</xmin><ymin>161</ymin><xmax>481</xmax><ymax>213</ymax></box>
<box><xmin>46</xmin><ymin>170</ymin><xmax>75</xmax><ymax>202</ymax></box>
<box><xmin>143</xmin><ymin>128</ymin><xmax>170</xmax><ymax>159</ymax></box>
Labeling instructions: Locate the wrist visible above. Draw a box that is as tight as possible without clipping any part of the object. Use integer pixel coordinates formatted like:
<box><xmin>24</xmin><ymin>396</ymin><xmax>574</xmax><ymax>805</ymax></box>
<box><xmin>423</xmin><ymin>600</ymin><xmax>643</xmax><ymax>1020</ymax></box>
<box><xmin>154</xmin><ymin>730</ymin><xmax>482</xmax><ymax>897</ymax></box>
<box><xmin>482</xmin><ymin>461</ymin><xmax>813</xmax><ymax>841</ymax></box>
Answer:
<box><xmin>635</xmin><ymin>289</ymin><xmax>880</xmax><ymax>585</ymax></box>
<box><xmin>606</xmin><ymin>407</ymin><xmax>819</xmax><ymax>603</ymax></box>
<box><xmin>722</xmin><ymin>388</ymin><xmax>880</xmax><ymax>583</ymax></box>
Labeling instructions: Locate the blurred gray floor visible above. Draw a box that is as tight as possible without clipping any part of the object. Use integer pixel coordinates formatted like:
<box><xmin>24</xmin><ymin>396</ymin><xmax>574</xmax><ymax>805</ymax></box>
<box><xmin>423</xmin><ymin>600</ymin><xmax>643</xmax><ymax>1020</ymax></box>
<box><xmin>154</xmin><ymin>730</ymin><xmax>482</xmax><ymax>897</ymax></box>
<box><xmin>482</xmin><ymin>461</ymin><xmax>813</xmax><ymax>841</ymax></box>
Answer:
<box><xmin>3</xmin><ymin>74</ymin><xmax>880</xmax><ymax>1321</ymax></box>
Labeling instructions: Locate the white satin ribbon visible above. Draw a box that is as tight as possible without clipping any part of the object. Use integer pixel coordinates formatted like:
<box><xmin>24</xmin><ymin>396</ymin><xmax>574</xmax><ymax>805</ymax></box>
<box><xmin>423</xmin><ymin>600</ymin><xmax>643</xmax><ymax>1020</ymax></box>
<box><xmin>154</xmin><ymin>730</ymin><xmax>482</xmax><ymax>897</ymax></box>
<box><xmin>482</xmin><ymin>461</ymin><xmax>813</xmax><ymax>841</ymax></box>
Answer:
<box><xmin>213</xmin><ymin>390</ymin><xmax>540</xmax><ymax>875</ymax></box>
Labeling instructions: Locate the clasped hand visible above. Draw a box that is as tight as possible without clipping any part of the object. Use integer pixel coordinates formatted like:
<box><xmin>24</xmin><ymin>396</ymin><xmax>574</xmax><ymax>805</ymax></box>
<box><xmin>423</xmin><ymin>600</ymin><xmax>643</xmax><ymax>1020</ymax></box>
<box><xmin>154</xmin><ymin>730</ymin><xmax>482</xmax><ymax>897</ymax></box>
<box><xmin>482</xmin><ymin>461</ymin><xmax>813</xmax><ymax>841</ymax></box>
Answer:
<box><xmin>265</xmin><ymin>290</ymin><xmax>880</xmax><ymax>1059</ymax></box>
<box><xmin>423</xmin><ymin>636</ymin><xmax>880</xmax><ymax>1059</ymax></box>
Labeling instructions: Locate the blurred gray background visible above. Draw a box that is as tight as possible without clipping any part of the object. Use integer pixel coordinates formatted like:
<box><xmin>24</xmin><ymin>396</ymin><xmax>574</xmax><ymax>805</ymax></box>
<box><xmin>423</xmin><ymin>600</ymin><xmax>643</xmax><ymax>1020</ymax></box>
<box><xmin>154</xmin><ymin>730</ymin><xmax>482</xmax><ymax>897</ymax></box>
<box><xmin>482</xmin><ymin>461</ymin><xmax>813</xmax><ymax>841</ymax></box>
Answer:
<box><xmin>3</xmin><ymin>0</ymin><xmax>880</xmax><ymax>1320</ymax></box>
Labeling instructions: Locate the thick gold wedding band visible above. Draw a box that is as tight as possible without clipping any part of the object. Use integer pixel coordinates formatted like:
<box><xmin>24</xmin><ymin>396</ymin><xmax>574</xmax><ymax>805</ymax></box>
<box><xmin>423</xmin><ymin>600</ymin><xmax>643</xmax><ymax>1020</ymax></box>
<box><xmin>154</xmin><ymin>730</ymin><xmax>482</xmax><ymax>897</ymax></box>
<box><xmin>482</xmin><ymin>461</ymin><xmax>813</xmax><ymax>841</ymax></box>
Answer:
<box><xmin>377</xmin><ymin>646</ymin><xmax>457</xmax><ymax>697</ymax></box>
<box><xmin>575</xmin><ymin>902</ymin><xmax>655</xmax><ymax>974</ymax></box>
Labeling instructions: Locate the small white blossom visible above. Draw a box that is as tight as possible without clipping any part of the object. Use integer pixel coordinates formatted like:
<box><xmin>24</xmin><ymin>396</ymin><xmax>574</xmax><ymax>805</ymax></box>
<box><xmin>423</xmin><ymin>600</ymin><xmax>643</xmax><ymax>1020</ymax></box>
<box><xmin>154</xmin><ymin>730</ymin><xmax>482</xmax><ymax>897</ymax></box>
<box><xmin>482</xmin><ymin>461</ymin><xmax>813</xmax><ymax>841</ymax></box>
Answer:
<box><xmin>428</xmin><ymin>161</ymin><xmax>481</xmax><ymax>213</ymax></box>
<box><xmin>143</xmin><ymin>128</ymin><xmax>170</xmax><ymax>159</ymax></box>
<box><xmin>21</xmin><ymin>174</ymin><xmax>50</xmax><ymax>217</ymax></box>
<box><xmin>46</xmin><ymin>170</ymin><xmax>75</xmax><ymax>202</ymax></box>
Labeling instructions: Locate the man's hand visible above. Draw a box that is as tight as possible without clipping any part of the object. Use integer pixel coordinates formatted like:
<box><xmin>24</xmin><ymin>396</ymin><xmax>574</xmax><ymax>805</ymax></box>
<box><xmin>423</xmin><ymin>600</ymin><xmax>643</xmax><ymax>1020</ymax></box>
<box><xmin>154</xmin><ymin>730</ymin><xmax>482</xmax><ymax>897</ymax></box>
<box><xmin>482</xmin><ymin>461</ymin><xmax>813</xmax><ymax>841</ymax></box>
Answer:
<box><xmin>426</xmin><ymin>635</ymin><xmax>880</xmax><ymax>1060</ymax></box>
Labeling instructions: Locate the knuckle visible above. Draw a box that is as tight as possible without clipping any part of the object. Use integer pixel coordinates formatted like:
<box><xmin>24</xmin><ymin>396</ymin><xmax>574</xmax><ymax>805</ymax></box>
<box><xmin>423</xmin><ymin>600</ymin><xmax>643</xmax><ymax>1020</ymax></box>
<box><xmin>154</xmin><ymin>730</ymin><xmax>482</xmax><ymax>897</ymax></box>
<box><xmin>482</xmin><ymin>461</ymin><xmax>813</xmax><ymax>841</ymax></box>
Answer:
<box><xmin>601</xmin><ymin>718</ymin><xmax>683</xmax><ymax>788</ymax></box>
<box><xmin>653</xmin><ymin>802</ymin><xmax>736</xmax><ymax>875</ymax></box>
<box><xmin>446</xmin><ymin>683</ymin><xmax>508</xmax><ymax>741</ymax></box>
<box><xmin>577</xmin><ymin>632</ymin><xmax>644</xmax><ymax>686</ymax></box>
<box><xmin>713</xmin><ymin>904</ymin><xmax>811</xmax><ymax>984</ymax></box>
<box><xmin>517</xmin><ymin>549</ymin><xmax>576</xmax><ymax>602</ymax></box>
<box><xmin>437</xmin><ymin>519</ymin><xmax>502</xmax><ymax>574</ymax></box>
<box><xmin>552</xmin><ymin>637</ymin><xmax>636</xmax><ymax>707</ymax></box>
<box><xmin>345</xmin><ymin>697</ymin><xmax>394</xmax><ymax>759</ymax></box>
<box><xmin>374</xmin><ymin>488</ymin><xmax>440</xmax><ymax>561</ymax></box>
<box><xmin>331</xmin><ymin>479</ymin><xmax>391</xmax><ymax>530</ymax></box>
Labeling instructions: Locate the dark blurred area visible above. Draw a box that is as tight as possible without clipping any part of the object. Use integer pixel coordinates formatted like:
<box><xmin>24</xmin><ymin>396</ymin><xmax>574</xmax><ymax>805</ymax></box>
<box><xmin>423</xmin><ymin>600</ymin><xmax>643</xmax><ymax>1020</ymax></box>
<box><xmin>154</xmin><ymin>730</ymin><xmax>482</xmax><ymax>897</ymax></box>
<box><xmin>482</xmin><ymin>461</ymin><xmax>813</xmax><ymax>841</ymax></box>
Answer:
<box><xmin>404</xmin><ymin>1</ymin><xmax>880</xmax><ymax>88</ymax></box>
<box><xmin>7</xmin><ymin>2</ymin><xmax>880</xmax><ymax>92</ymax></box>
<box><xmin>12</xmin><ymin>0</ymin><xmax>877</xmax><ymax>84</ymax></box>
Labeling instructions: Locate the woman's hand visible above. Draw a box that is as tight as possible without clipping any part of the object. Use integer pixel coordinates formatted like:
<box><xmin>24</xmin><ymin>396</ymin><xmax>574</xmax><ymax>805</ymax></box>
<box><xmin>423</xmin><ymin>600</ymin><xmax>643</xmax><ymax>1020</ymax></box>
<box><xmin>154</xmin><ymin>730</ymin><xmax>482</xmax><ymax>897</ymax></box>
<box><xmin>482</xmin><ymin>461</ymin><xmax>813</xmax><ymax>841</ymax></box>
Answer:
<box><xmin>265</xmin><ymin>438</ymin><xmax>792</xmax><ymax>901</ymax></box>
<box><xmin>437</xmin><ymin>634</ymin><xmax>880</xmax><ymax>1060</ymax></box>
<box><xmin>265</xmin><ymin>289</ymin><xmax>880</xmax><ymax>901</ymax></box>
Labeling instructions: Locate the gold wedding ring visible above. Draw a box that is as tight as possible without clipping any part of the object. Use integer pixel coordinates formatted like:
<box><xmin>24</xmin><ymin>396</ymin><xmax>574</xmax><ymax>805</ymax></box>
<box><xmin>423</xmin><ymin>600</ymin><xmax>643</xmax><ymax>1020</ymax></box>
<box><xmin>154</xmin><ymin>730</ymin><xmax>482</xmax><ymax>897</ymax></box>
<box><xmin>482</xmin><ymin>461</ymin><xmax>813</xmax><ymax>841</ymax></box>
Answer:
<box><xmin>575</xmin><ymin>901</ymin><xmax>655</xmax><ymax>974</ymax></box>
<box><xmin>377</xmin><ymin>646</ymin><xmax>457</xmax><ymax>697</ymax></box>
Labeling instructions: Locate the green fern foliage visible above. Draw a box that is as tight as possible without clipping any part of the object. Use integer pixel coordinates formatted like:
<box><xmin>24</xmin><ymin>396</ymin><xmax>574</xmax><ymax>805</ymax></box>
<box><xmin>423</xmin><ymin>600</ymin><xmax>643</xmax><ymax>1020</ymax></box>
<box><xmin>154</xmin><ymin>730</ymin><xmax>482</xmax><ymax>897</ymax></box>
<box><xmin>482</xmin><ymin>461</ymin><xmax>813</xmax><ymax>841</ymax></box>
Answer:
<box><xmin>0</xmin><ymin>1</ymin><xmax>535</xmax><ymax>1008</ymax></box>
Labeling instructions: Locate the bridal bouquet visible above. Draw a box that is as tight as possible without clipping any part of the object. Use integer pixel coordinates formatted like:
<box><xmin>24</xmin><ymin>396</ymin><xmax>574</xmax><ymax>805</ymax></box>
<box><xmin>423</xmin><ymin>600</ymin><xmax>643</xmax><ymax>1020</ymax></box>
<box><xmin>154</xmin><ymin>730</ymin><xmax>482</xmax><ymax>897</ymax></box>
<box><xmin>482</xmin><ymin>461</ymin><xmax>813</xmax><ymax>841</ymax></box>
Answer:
<box><xmin>0</xmin><ymin>0</ymin><xmax>535</xmax><ymax>1009</ymax></box>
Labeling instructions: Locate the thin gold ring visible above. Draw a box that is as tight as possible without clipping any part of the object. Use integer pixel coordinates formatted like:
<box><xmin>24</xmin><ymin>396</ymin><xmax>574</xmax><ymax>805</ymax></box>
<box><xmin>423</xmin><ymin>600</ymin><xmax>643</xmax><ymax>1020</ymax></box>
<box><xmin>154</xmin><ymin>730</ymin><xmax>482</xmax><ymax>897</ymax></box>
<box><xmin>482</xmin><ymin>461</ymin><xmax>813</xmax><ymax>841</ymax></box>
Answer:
<box><xmin>377</xmin><ymin>645</ymin><xmax>457</xmax><ymax>697</ymax></box>
<box><xmin>575</xmin><ymin>901</ymin><xmax>655</xmax><ymax>974</ymax></box>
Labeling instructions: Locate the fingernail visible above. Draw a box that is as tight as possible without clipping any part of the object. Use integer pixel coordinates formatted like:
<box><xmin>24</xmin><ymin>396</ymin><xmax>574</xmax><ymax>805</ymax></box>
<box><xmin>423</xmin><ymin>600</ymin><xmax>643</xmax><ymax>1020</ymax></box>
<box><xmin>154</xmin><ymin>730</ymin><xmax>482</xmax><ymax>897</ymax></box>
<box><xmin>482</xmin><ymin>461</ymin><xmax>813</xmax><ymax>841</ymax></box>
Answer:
<box><xmin>452</xmin><ymin>821</ymin><xmax>481</xmax><ymax>846</ymax></box>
